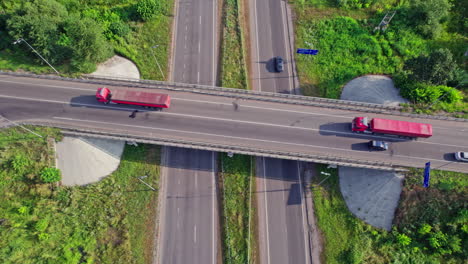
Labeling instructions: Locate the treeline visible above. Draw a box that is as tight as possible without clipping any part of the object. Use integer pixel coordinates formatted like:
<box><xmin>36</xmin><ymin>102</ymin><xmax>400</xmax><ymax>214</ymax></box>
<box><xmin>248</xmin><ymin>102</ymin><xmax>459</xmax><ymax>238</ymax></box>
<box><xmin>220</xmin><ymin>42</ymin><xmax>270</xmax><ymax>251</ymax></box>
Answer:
<box><xmin>0</xmin><ymin>0</ymin><xmax>170</xmax><ymax>72</ymax></box>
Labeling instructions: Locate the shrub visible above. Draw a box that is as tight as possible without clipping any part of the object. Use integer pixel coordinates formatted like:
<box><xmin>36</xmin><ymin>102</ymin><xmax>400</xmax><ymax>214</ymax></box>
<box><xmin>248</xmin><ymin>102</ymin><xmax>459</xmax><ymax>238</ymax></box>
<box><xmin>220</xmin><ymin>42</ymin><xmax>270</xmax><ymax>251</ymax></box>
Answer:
<box><xmin>10</xmin><ymin>154</ymin><xmax>32</xmax><ymax>175</ymax></box>
<box><xmin>39</xmin><ymin>167</ymin><xmax>61</xmax><ymax>183</ymax></box>
<box><xmin>136</xmin><ymin>0</ymin><xmax>167</xmax><ymax>21</ymax></box>
<box><xmin>397</xmin><ymin>233</ymin><xmax>412</xmax><ymax>246</ymax></box>
<box><xmin>404</xmin><ymin>48</ymin><xmax>458</xmax><ymax>85</ymax></box>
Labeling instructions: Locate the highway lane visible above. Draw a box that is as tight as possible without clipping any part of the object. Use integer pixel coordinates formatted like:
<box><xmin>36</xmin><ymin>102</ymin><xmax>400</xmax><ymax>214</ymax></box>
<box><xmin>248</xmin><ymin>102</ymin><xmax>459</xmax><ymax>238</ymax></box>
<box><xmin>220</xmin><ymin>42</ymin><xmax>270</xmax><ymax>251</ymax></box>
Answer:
<box><xmin>0</xmin><ymin>76</ymin><xmax>467</xmax><ymax>172</ymax></box>
<box><xmin>157</xmin><ymin>0</ymin><xmax>219</xmax><ymax>263</ymax></box>
<box><xmin>249</xmin><ymin>0</ymin><xmax>310</xmax><ymax>262</ymax></box>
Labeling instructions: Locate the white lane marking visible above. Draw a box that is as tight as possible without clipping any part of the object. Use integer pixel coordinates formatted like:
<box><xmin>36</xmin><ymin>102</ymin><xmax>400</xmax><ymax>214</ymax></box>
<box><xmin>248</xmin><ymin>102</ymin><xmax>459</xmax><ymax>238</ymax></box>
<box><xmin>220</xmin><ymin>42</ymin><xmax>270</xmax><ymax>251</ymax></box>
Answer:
<box><xmin>178</xmin><ymin>207</ymin><xmax>180</xmax><ymax>215</ymax></box>
<box><xmin>178</xmin><ymin>179</ymin><xmax>181</xmax><ymax>185</ymax></box>
<box><xmin>194</xmin><ymin>225</ymin><xmax>197</xmax><ymax>243</ymax></box>
<box><xmin>253</xmin><ymin>0</ymin><xmax>262</xmax><ymax>92</ymax></box>
<box><xmin>211</xmin><ymin>151</ymin><xmax>216</xmax><ymax>264</ymax></box>
<box><xmin>199</xmin><ymin>41</ymin><xmax>201</xmax><ymax>53</ymax></box>
<box><xmin>280</xmin><ymin>0</ymin><xmax>294</xmax><ymax>94</ymax></box>
<box><xmin>200</xmin><ymin>15</ymin><xmax>202</xmax><ymax>25</ymax></box>
<box><xmin>263</xmin><ymin>158</ymin><xmax>271</xmax><ymax>264</ymax></box>
<box><xmin>0</xmin><ymin>94</ymin><xmax>464</xmax><ymax>148</ymax></box>
<box><xmin>197</xmin><ymin>72</ymin><xmax>200</xmax><ymax>84</ymax></box>
<box><xmin>212</xmin><ymin>0</ymin><xmax>216</xmax><ymax>88</ymax></box>
<box><xmin>297</xmin><ymin>162</ymin><xmax>310</xmax><ymax>264</ymax></box>
<box><xmin>195</xmin><ymin>173</ymin><xmax>198</xmax><ymax>189</ymax></box>
<box><xmin>52</xmin><ymin>116</ymin><xmax>464</xmax><ymax>163</ymax></box>
<box><xmin>0</xmin><ymin>79</ymin><xmax>91</xmax><ymax>91</ymax></box>
<box><xmin>0</xmin><ymin>78</ymin><xmax>465</xmax><ymax>130</ymax></box>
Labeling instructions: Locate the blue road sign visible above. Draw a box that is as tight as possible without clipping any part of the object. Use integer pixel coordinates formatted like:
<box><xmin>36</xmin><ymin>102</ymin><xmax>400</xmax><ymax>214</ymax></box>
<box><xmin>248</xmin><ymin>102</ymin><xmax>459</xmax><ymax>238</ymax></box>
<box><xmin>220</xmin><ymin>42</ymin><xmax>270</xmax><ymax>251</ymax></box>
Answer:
<box><xmin>297</xmin><ymin>48</ymin><xmax>319</xmax><ymax>55</ymax></box>
<box><xmin>423</xmin><ymin>162</ymin><xmax>431</xmax><ymax>188</ymax></box>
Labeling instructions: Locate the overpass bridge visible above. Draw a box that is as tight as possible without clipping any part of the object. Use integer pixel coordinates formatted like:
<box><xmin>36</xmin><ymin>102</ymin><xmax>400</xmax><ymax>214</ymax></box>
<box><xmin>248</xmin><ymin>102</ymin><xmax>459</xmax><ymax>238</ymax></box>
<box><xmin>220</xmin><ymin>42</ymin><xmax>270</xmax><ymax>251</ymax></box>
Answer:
<box><xmin>1</xmin><ymin>72</ymin><xmax>467</xmax><ymax>172</ymax></box>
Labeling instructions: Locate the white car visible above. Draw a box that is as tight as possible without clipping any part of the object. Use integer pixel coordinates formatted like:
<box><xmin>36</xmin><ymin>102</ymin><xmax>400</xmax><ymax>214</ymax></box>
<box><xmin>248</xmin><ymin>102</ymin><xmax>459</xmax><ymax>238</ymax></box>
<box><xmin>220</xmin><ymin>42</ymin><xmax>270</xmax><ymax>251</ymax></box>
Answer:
<box><xmin>454</xmin><ymin>152</ymin><xmax>468</xmax><ymax>162</ymax></box>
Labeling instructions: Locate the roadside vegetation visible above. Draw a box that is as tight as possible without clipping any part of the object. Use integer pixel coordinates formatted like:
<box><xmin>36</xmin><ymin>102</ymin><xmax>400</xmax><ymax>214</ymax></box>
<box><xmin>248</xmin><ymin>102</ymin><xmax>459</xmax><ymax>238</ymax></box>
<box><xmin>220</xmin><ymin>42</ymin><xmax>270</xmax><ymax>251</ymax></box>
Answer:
<box><xmin>0</xmin><ymin>126</ymin><xmax>161</xmax><ymax>263</ymax></box>
<box><xmin>0</xmin><ymin>0</ymin><xmax>173</xmax><ymax>79</ymax></box>
<box><xmin>219</xmin><ymin>0</ymin><xmax>248</xmax><ymax>89</ymax></box>
<box><xmin>311</xmin><ymin>164</ymin><xmax>467</xmax><ymax>263</ymax></box>
<box><xmin>294</xmin><ymin>0</ymin><xmax>467</xmax><ymax>117</ymax></box>
<box><xmin>219</xmin><ymin>154</ymin><xmax>256</xmax><ymax>264</ymax></box>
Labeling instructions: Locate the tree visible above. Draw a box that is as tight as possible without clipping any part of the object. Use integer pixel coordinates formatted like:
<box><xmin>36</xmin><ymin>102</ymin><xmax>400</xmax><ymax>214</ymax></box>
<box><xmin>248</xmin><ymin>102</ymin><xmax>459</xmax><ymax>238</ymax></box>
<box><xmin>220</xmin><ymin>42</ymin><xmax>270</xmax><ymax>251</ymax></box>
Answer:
<box><xmin>408</xmin><ymin>0</ymin><xmax>452</xmax><ymax>39</ymax></box>
<box><xmin>404</xmin><ymin>48</ymin><xmax>458</xmax><ymax>86</ymax></box>
<box><xmin>6</xmin><ymin>0</ymin><xmax>70</xmax><ymax>63</ymax></box>
<box><xmin>63</xmin><ymin>15</ymin><xmax>113</xmax><ymax>72</ymax></box>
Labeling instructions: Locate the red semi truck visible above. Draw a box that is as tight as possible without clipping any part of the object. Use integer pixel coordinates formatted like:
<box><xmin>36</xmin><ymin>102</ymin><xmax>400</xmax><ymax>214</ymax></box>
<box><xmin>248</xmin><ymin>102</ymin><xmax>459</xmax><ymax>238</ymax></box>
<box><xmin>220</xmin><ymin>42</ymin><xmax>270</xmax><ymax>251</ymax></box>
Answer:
<box><xmin>352</xmin><ymin>117</ymin><xmax>433</xmax><ymax>138</ymax></box>
<box><xmin>96</xmin><ymin>87</ymin><xmax>171</xmax><ymax>110</ymax></box>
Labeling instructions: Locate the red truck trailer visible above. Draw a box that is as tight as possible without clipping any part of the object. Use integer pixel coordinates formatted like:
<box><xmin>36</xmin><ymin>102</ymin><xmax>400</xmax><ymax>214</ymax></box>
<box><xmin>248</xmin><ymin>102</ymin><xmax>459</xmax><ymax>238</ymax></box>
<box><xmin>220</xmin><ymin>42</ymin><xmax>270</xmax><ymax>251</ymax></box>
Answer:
<box><xmin>351</xmin><ymin>117</ymin><xmax>432</xmax><ymax>138</ymax></box>
<box><xmin>96</xmin><ymin>87</ymin><xmax>171</xmax><ymax>110</ymax></box>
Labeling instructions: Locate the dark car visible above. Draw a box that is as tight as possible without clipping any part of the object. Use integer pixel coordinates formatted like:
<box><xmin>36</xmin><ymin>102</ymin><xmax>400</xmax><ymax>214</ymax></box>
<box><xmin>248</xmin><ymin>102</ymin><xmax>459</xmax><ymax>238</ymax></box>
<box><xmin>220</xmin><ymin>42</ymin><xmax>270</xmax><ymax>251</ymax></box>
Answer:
<box><xmin>369</xmin><ymin>140</ymin><xmax>389</xmax><ymax>151</ymax></box>
<box><xmin>274</xmin><ymin>56</ymin><xmax>284</xmax><ymax>72</ymax></box>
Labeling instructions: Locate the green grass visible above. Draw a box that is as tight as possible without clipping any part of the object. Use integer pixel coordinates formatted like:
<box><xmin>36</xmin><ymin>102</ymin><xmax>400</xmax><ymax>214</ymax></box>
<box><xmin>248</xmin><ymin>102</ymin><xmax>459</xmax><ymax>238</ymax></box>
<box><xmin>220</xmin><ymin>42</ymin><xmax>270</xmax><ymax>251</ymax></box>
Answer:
<box><xmin>220</xmin><ymin>0</ymin><xmax>248</xmax><ymax>89</ymax></box>
<box><xmin>311</xmin><ymin>164</ymin><xmax>468</xmax><ymax>264</ymax></box>
<box><xmin>114</xmin><ymin>13</ymin><xmax>172</xmax><ymax>80</ymax></box>
<box><xmin>0</xmin><ymin>126</ymin><xmax>160</xmax><ymax>263</ymax></box>
<box><xmin>220</xmin><ymin>154</ymin><xmax>256</xmax><ymax>264</ymax></box>
<box><xmin>0</xmin><ymin>50</ymin><xmax>58</xmax><ymax>74</ymax></box>
<box><xmin>293</xmin><ymin>3</ymin><xmax>467</xmax><ymax>103</ymax></box>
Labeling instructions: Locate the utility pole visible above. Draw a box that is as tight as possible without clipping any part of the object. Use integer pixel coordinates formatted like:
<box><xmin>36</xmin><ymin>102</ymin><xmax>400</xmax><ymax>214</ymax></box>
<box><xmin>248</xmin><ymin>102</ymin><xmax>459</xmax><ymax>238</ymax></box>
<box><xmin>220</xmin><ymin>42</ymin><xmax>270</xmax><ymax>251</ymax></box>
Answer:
<box><xmin>150</xmin><ymin>45</ymin><xmax>165</xmax><ymax>80</ymax></box>
<box><xmin>13</xmin><ymin>38</ymin><xmax>60</xmax><ymax>75</ymax></box>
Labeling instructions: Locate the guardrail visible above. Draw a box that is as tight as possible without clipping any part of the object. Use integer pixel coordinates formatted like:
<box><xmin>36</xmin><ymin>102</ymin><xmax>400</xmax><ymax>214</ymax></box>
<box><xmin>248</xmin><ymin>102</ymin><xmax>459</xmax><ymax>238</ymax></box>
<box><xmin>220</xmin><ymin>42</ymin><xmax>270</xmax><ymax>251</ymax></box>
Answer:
<box><xmin>20</xmin><ymin>119</ymin><xmax>407</xmax><ymax>171</ymax></box>
<box><xmin>1</xmin><ymin>71</ymin><xmax>466</xmax><ymax>122</ymax></box>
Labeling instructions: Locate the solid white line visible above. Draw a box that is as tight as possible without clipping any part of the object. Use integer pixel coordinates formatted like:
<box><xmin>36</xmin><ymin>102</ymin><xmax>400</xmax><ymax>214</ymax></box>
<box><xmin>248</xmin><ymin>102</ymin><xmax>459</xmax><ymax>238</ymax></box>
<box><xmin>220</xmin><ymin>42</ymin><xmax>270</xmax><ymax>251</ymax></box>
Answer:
<box><xmin>253</xmin><ymin>0</ymin><xmax>262</xmax><ymax>92</ymax></box>
<box><xmin>262</xmin><ymin>158</ymin><xmax>271</xmax><ymax>264</ymax></box>
<box><xmin>280</xmin><ymin>0</ymin><xmax>294</xmax><ymax>94</ymax></box>
<box><xmin>211</xmin><ymin>151</ymin><xmax>216</xmax><ymax>264</ymax></box>
<box><xmin>297</xmin><ymin>162</ymin><xmax>310</xmax><ymax>264</ymax></box>
<box><xmin>194</xmin><ymin>225</ymin><xmax>197</xmax><ymax>243</ymax></box>
<box><xmin>212</xmin><ymin>0</ymin><xmax>216</xmax><ymax>87</ymax></box>
<box><xmin>0</xmin><ymin>78</ymin><xmax>465</xmax><ymax>130</ymax></box>
<box><xmin>52</xmin><ymin>116</ymin><xmax>468</xmax><ymax>157</ymax></box>
<box><xmin>1</xmin><ymin>93</ymin><xmax>464</xmax><ymax>148</ymax></box>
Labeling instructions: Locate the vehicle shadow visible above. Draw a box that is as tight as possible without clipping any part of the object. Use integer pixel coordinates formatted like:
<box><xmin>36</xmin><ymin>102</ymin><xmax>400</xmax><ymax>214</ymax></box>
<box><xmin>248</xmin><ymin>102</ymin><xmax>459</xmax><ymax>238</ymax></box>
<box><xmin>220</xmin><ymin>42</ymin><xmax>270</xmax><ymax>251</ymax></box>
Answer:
<box><xmin>351</xmin><ymin>142</ymin><xmax>371</xmax><ymax>151</ymax></box>
<box><xmin>69</xmin><ymin>95</ymin><xmax>158</xmax><ymax>113</ymax></box>
<box><xmin>319</xmin><ymin>122</ymin><xmax>410</xmax><ymax>142</ymax></box>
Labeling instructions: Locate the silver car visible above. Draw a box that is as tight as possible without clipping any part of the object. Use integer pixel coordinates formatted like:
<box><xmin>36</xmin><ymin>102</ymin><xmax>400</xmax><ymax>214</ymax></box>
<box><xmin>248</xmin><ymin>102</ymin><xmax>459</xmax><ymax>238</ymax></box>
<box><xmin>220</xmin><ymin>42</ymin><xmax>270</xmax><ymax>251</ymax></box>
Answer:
<box><xmin>455</xmin><ymin>152</ymin><xmax>468</xmax><ymax>162</ymax></box>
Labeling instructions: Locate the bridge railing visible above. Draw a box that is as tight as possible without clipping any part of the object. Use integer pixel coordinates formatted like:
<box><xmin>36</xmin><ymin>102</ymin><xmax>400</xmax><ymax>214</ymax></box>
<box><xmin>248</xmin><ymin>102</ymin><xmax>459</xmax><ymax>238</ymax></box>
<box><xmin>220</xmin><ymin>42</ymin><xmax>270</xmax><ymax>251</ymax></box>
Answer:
<box><xmin>19</xmin><ymin>119</ymin><xmax>407</xmax><ymax>171</ymax></box>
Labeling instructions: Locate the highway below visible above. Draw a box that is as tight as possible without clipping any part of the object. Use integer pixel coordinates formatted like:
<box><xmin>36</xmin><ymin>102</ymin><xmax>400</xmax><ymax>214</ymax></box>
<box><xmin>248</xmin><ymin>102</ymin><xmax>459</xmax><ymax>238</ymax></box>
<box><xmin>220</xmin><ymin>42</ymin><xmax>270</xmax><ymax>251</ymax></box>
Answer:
<box><xmin>156</xmin><ymin>0</ymin><xmax>219</xmax><ymax>263</ymax></box>
<box><xmin>0</xmin><ymin>74</ymin><xmax>467</xmax><ymax>174</ymax></box>
<box><xmin>248</xmin><ymin>0</ymin><xmax>309</xmax><ymax>262</ymax></box>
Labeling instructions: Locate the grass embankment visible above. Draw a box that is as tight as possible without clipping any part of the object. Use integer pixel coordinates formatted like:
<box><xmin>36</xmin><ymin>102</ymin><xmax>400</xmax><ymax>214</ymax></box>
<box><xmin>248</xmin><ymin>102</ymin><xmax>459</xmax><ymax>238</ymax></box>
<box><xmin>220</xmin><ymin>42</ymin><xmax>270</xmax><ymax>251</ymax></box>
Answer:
<box><xmin>312</xmin><ymin>164</ymin><xmax>467</xmax><ymax>264</ymax></box>
<box><xmin>0</xmin><ymin>126</ymin><xmax>161</xmax><ymax>263</ymax></box>
<box><xmin>220</xmin><ymin>154</ymin><xmax>256</xmax><ymax>264</ymax></box>
<box><xmin>293</xmin><ymin>2</ymin><xmax>467</xmax><ymax>116</ymax></box>
<box><xmin>219</xmin><ymin>0</ymin><xmax>248</xmax><ymax>89</ymax></box>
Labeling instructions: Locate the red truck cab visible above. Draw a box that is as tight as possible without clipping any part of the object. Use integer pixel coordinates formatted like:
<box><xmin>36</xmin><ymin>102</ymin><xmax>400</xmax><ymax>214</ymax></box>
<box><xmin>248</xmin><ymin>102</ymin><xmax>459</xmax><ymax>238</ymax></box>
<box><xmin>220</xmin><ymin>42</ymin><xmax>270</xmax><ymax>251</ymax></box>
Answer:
<box><xmin>96</xmin><ymin>87</ymin><xmax>111</xmax><ymax>103</ymax></box>
<box><xmin>351</xmin><ymin>117</ymin><xmax>369</xmax><ymax>132</ymax></box>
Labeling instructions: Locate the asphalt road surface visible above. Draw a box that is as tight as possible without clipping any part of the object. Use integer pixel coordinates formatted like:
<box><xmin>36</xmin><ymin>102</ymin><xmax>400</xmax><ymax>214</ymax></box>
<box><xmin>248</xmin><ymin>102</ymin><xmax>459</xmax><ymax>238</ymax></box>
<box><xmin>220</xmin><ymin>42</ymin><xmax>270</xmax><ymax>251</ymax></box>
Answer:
<box><xmin>156</xmin><ymin>0</ymin><xmax>219</xmax><ymax>263</ymax></box>
<box><xmin>248</xmin><ymin>0</ymin><xmax>310</xmax><ymax>262</ymax></box>
<box><xmin>0</xmin><ymin>75</ymin><xmax>467</xmax><ymax>174</ymax></box>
